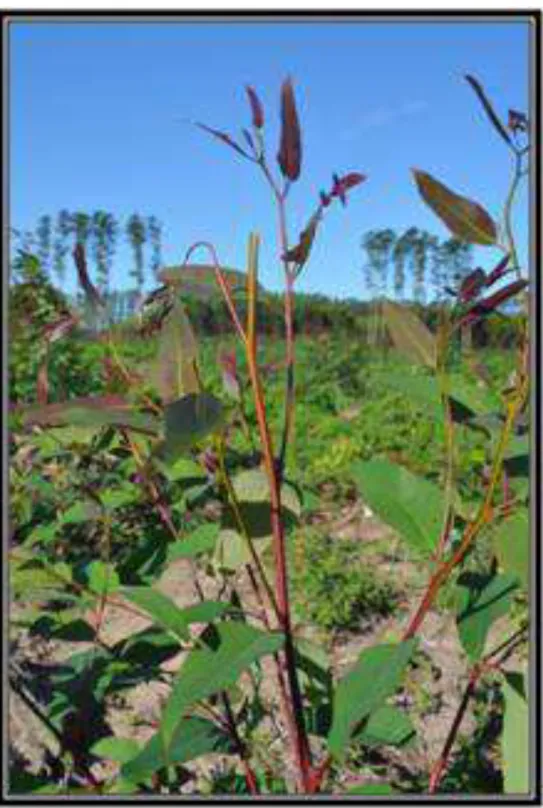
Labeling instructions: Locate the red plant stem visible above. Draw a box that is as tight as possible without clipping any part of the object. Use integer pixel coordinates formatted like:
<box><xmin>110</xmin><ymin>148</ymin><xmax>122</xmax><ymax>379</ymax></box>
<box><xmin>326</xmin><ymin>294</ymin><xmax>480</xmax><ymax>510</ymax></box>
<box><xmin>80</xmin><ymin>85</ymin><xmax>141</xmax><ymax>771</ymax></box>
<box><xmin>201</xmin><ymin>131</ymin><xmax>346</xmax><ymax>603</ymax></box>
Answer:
<box><xmin>403</xmin><ymin>391</ymin><xmax>525</xmax><ymax>642</ymax></box>
<box><xmin>221</xmin><ymin>692</ymin><xmax>260</xmax><ymax>795</ymax></box>
<box><xmin>428</xmin><ymin>665</ymin><xmax>480</xmax><ymax>793</ymax></box>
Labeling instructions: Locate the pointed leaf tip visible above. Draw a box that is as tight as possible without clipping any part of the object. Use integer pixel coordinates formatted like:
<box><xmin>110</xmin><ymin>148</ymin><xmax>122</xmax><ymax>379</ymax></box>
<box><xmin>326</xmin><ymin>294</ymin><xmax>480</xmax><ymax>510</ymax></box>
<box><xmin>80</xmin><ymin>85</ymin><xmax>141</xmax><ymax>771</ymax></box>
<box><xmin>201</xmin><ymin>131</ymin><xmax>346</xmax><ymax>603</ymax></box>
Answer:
<box><xmin>246</xmin><ymin>85</ymin><xmax>264</xmax><ymax>129</ymax></box>
<box><xmin>412</xmin><ymin>169</ymin><xmax>497</xmax><ymax>246</ymax></box>
<box><xmin>277</xmin><ymin>77</ymin><xmax>302</xmax><ymax>181</ymax></box>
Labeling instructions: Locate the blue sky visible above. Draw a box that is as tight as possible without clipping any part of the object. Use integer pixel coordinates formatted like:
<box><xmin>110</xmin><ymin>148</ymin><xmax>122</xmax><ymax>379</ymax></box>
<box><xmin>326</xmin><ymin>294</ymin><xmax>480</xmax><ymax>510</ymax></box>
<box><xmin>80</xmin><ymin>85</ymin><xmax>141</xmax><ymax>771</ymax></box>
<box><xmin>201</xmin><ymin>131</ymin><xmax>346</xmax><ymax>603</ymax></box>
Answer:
<box><xmin>10</xmin><ymin>17</ymin><xmax>531</xmax><ymax>299</ymax></box>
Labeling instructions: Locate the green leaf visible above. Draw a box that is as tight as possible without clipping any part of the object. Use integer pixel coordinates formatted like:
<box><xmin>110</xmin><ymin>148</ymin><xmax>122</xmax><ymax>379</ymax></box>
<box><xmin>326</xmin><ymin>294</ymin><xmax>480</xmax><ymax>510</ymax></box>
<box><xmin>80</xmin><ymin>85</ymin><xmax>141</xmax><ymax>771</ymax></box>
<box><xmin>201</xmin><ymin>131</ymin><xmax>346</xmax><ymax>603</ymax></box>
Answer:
<box><xmin>356</xmin><ymin>706</ymin><xmax>415</xmax><ymax>748</ymax></box>
<box><xmin>214</xmin><ymin>469</ymin><xmax>301</xmax><ymax>571</ymax></box>
<box><xmin>412</xmin><ymin>169</ymin><xmax>497</xmax><ymax>245</ymax></box>
<box><xmin>22</xmin><ymin>395</ymin><xmax>160</xmax><ymax>435</ymax></box>
<box><xmin>167</xmin><ymin>524</ymin><xmax>219</xmax><ymax>561</ymax></box>
<box><xmin>86</xmin><ymin>560</ymin><xmax>120</xmax><ymax>596</ymax></box>
<box><xmin>101</xmin><ymin>484</ymin><xmax>140</xmax><ymax>511</ymax></box>
<box><xmin>351</xmin><ymin>459</ymin><xmax>442</xmax><ymax>557</ymax></box>
<box><xmin>90</xmin><ymin>736</ymin><xmax>142</xmax><ymax>764</ymax></box>
<box><xmin>60</xmin><ymin>500</ymin><xmax>101</xmax><ymax>524</ymax></box>
<box><xmin>155</xmin><ymin>455</ymin><xmax>205</xmax><ymax>482</ymax></box>
<box><xmin>159</xmin><ymin>393</ymin><xmax>224</xmax><ymax>461</ymax></box>
<box><xmin>121</xmin><ymin>587</ymin><xmax>229</xmax><ymax>644</ymax></box>
<box><xmin>327</xmin><ymin>640</ymin><xmax>416</xmax><ymax>761</ymax></box>
<box><xmin>456</xmin><ymin>572</ymin><xmax>519</xmax><ymax>662</ymax></box>
<box><xmin>502</xmin><ymin>670</ymin><xmax>529</xmax><ymax>795</ymax></box>
<box><xmin>382</xmin><ymin>301</ymin><xmax>436</xmax><ymax>368</ymax></box>
<box><xmin>121</xmin><ymin>717</ymin><xmax>234</xmax><ymax>782</ymax></box>
<box><xmin>160</xmin><ymin>622</ymin><xmax>283</xmax><ymax>751</ymax></box>
<box><xmin>492</xmin><ymin>510</ymin><xmax>529</xmax><ymax>589</ymax></box>
<box><xmin>345</xmin><ymin>783</ymin><xmax>395</xmax><ymax>795</ymax></box>
<box><xmin>152</xmin><ymin>299</ymin><xmax>200</xmax><ymax>404</ymax></box>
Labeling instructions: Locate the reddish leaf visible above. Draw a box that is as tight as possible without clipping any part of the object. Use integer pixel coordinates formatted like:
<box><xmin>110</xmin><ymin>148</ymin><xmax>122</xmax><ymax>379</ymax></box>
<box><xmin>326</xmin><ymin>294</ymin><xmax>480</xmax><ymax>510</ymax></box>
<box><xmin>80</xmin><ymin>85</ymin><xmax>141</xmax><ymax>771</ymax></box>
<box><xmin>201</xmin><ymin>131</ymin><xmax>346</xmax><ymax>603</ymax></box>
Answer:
<box><xmin>508</xmin><ymin>109</ymin><xmax>528</xmax><ymax>134</ymax></box>
<box><xmin>465</xmin><ymin>74</ymin><xmax>512</xmax><ymax>148</ymax></box>
<box><xmin>246</xmin><ymin>85</ymin><xmax>264</xmax><ymax>129</ymax></box>
<box><xmin>73</xmin><ymin>244</ymin><xmax>104</xmax><ymax>310</ymax></box>
<box><xmin>485</xmin><ymin>254</ymin><xmax>511</xmax><ymax>287</ymax></box>
<box><xmin>277</xmin><ymin>77</ymin><xmax>302</xmax><ymax>181</ymax></box>
<box><xmin>282</xmin><ymin>212</ymin><xmax>321</xmax><ymax>268</ymax></box>
<box><xmin>459</xmin><ymin>279</ymin><xmax>528</xmax><ymax>326</ymax></box>
<box><xmin>319</xmin><ymin>191</ymin><xmax>332</xmax><ymax>208</ymax></box>
<box><xmin>458</xmin><ymin>268</ymin><xmax>487</xmax><ymax>303</ymax></box>
<box><xmin>195</xmin><ymin>122</ymin><xmax>250</xmax><ymax>160</ymax></box>
<box><xmin>412</xmin><ymin>169</ymin><xmax>497</xmax><ymax>246</ymax></box>
<box><xmin>330</xmin><ymin>172</ymin><xmax>367</xmax><ymax>206</ymax></box>
<box><xmin>218</xmin><ymin>349</ymin><xmax>240</xmax><ymax>400</ymax></box>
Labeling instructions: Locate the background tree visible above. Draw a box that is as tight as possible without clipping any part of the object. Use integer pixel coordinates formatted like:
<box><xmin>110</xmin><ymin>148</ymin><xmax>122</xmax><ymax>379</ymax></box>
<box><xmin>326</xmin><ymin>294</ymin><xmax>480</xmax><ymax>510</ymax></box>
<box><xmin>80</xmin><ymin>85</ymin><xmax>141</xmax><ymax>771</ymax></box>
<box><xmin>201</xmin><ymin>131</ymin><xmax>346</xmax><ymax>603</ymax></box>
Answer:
<box><xmin>126</xmin><ymin>213</ymin><xmax>147</xmax><ymax>292</ymax></box>
<box><xmin>147</xmin><ymin>215</ymin><xmax>162</xmax><ymax>281</ymax></box>
<box><xmin>35</xmin><ymin>215</ymin><xmax>52</xmax><ymax>275</ymax></box>
<box><xmin>91</xmin><ymin>210</ymin><xmax>111</xmax><ymax>292</ymax></box>
<box><xmin>53</xmin><ymin>209</ymin><xmax>73</xmax><ymax>283</ymax></box>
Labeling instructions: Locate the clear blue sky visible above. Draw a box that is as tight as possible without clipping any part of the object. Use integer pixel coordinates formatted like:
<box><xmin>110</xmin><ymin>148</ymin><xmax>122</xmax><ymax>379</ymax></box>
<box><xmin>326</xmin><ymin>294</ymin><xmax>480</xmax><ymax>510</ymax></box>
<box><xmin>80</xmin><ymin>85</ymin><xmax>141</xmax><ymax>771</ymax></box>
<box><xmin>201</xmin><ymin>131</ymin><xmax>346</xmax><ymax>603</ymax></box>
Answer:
<box><xmin>10</xmin><ymin>17</ymin><xmax>531</xmax><ymax>299</ymax></box>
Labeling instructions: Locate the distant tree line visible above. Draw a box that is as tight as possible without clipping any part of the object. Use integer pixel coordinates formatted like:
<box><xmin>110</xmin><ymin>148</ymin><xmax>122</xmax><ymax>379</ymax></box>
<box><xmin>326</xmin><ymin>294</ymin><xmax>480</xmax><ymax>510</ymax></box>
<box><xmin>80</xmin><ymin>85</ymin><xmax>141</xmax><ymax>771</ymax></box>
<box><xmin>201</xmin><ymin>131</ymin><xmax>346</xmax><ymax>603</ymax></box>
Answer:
<box><xmin>361</xmin><ymin>228</ymin><xmax>473</xmax><ymax>303</ymax></box>
<box><xmin>11</xmin><ymin>209</ymin><xmax>163</xmax><ymax>294</ymax></box>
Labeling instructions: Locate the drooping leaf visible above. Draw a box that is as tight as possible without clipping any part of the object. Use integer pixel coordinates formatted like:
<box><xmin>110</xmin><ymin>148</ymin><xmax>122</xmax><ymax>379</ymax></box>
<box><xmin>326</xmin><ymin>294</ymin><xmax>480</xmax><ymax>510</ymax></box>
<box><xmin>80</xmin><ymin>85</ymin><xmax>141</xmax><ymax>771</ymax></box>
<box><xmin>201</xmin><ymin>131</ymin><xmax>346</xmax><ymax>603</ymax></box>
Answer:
<box><xmin>356</xmin><ymin>705</ymin><xmax>416</xmax><ymax>748</ymax></box>
<box><xmin>327</xmin><ymin>640</ymin><xmax>416</xmax><ymax>761</ymax></box>
<box><xmin>458</xmin><ymin>280</ymin><xmax>528</xmax><ymax>327</ymax></box>
<box><xmin>22</xmin><ymin>395</ymin><xmax>160</xmax><ymax>435</ymax></box>
<box><xmin>159</xmin><ymin>393</ymin><xmax>224</xmax><ymax>461</ymax></box>
<box><xmin>456</xmin><ymin>572</ymin><xmax>519</xmax><ymax>662</ymax></box>
<box><xmin>160</xmin><ymin>622</ymin><xmax>283</xmax><ymax>750</ymax></box>
<box><xmin>351</xmin><ymin>459</ymin><xmax>442</xmax><ymax>557</ymax></box>
<box><xmin>121</xmin><ymin>717</ymin><xmax>234</xmax><ymax>782</ymax></box>
<box><xmin>502</xmin><ymin>670</ymin><xmax>529</xmax><ymax>795</ymax></box>
<box><xmin>121</xmin><ymin>587</ymin><xmax>228</xmax><ymax>643</ymax></box>
<box><xmin>382</xmin><ymin>301</ymin><xmax>437</xmax><ymax>367</ymax></box>
<box><xmin>277</xmin><ymin>77</ymin><xmax>302</xmax><ymax>181</ymax></box>
<box><xmin>412</xmin><ymin>169</ymin><xmax>497</xmax><ymax>246</ymax></box>
<box><xmin>465</xmin><ymin>74</ymin><xmax>513</xmax><ymax>148</ymax></box>
<box><xmin>492</xmin><ymin>510</ymin><xmax>529</xmax><ymax>589</ymax></box>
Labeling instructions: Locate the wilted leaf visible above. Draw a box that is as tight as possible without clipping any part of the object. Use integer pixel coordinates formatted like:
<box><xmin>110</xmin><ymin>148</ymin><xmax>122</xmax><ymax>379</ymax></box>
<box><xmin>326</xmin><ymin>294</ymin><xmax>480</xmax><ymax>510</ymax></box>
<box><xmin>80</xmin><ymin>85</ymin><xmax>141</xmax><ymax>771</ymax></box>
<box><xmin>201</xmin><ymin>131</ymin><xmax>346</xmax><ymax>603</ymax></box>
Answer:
<box><xmin>277</xmin><ymin>77</ymin><xmax>302</xmax><ymax>181</ymax></box>
<box><xmin>382</xmin><ymin>300</ymin><xmax>437</xmax><ymax>368</ymax></box>
<box><xmin>412</xmin><ymin>169</ymin><xmax>497</xmax><ymax>245</ymax></box>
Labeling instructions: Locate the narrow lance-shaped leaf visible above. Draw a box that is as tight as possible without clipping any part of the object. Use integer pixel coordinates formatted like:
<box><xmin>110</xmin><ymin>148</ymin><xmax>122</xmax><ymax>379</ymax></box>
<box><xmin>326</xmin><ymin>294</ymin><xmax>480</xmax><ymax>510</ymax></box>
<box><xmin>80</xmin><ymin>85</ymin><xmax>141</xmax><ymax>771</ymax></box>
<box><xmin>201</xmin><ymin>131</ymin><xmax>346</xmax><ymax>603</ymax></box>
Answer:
<box><xmin>465</xmin><ymin>74</ymin><xmax>513</xmax><ymax>148</ymax></box>
<box><xmin>502</xmin><ymin>670</ymin><xmax>529</xmax><ymax>794</ymax></box>
<box><xmin>283</xmin><ymin>212</ymin><xmax>321</xmax><ymax>270</ymax></box>
<box><xmin>195</xmin><ymin>122</ymin><xmax>251</xmax><ymax>160</ymax></box>
<box><xmin>412</xmin><ymin>169</ymin><xmax>497</xmax><ymax>246</ymax></box>
<box><xmin>456</xmin><ymin>572</ymin><xmax>519</xmax><ymax>662</ymax></box>
<box><xmin>245</xmin><ymin>85</ymin><xmax>264</xmax><ymax>129</ymax></box>
<box><xmin>277</xmin><ymin>77</ymin><xmax>302</xmax><ymax>181</ymax></box>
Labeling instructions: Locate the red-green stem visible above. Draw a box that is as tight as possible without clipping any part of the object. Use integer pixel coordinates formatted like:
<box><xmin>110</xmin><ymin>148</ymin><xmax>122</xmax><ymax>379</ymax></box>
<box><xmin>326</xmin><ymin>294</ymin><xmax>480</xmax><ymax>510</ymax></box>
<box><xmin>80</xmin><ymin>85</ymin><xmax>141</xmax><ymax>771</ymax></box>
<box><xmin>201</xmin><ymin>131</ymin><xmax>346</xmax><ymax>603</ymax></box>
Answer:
<box><xmin>429</xmin><ymin>625</ymin><xmax>528</xmax><ymax>793</ymax></box>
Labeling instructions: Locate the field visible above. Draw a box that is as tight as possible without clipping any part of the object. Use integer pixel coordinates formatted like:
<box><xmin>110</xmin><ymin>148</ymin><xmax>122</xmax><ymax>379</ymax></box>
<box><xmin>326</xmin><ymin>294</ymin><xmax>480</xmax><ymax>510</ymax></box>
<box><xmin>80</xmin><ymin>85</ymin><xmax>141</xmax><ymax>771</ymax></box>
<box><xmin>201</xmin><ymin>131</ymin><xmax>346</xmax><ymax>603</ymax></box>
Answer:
<box><xmin>8</xmin><ymin>314</ymin><xmax>529</xmax><ymax>796</ymax></box>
